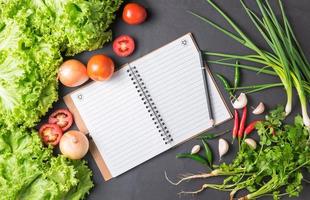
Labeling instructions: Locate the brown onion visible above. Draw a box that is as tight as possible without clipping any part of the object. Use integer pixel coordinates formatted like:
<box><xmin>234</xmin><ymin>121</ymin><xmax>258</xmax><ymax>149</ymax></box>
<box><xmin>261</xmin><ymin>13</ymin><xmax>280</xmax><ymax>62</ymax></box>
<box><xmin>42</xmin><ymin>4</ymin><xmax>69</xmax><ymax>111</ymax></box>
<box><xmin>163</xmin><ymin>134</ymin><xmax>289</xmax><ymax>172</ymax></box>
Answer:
<box><xmin>59</xmin><ymin>130</ymin><xmax>89</xmax><ymax>160</ymax></box>
<box><xmin>58</xmin><ymin>59</ymin><xmax>89</xmax><ymax>87</ymax></box>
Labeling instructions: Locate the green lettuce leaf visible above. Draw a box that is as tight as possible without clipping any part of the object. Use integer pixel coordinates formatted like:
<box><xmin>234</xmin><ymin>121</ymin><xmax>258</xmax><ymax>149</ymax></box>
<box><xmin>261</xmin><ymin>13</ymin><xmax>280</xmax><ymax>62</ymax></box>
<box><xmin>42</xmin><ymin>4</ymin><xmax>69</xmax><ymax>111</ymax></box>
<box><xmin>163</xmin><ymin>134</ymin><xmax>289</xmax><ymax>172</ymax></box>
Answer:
<box><xmin>63</xmin><ymin>160</ymin><xmax>94</xmax><ymax>200</ymax></box>
<box><xmin>0</xmin><ymin>18</ymin><xmax>62</xmax><ymax>128</ymax></box>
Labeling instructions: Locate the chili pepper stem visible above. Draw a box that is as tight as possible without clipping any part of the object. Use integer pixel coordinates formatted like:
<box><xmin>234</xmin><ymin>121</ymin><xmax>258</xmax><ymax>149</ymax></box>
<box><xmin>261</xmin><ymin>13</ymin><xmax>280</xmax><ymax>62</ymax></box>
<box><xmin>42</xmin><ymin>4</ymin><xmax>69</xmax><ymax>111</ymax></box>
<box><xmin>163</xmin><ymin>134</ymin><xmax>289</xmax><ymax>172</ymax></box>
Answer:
<box><xmin>231</xmin><ymin>136</ymin><xmax>236</xmax><ymax>145</ymax></box>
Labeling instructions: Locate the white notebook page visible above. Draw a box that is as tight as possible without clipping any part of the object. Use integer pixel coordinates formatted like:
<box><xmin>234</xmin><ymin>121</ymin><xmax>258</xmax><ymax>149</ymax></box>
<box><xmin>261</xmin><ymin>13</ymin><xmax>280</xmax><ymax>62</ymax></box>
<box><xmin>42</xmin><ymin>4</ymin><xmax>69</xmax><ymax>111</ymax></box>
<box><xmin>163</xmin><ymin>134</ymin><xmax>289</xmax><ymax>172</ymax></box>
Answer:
<box><xmin>130</xmin><ymin>34</ymin><xmax>231</xmax><ymax>145</ymax></box>
<box><xmin>70</xmin><ymin>64</ymin><xmax>169</xmax><ymax>177</ymax></box>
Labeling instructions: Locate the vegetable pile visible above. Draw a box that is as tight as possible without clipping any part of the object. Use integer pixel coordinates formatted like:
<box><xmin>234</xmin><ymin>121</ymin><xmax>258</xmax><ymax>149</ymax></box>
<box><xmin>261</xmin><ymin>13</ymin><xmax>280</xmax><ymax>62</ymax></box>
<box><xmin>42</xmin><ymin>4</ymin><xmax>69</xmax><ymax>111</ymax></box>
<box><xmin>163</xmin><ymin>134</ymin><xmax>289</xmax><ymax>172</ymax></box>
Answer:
<box><xmin>191</xmin><ymin>0</ymin><xmax>310</xmax><ymax>127</ymax></box>
<box><xmin>0</xmin><ymin>0</ymin><xmax>123</xmax><ymax>198</ymax></box>
<box><xmin>167</xmin><ymin>106</ymin><xmax>310</xmax><ymax>199</ymax></box>
<box><xmin>0</xmin><ymin>0</ymin><xmax>122</xmax><ymax>128</ymax></box>
<box><xmin>0</xmin><ymin>126</ymin><xmax>93</xmax><ymax>199</ymax></box>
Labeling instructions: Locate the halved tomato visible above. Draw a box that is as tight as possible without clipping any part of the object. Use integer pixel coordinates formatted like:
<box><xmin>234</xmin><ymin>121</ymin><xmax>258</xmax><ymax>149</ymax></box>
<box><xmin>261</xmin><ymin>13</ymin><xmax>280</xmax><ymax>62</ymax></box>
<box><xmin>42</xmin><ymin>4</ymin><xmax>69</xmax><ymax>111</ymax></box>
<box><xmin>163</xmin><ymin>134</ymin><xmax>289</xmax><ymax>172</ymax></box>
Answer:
<box><xmin>48</xmin><ymin>109</ymin><xmax>73</xmax><ymax>131</ymax></box>
<box><xmin>113</xmin><ymin>35</ymin><xmax>135</xmax><ymax>57</ymax></box>
<box><xmin>39</xmin><ymin>123</ymin><xmax>63</xmax><ymax>146</ymax></box>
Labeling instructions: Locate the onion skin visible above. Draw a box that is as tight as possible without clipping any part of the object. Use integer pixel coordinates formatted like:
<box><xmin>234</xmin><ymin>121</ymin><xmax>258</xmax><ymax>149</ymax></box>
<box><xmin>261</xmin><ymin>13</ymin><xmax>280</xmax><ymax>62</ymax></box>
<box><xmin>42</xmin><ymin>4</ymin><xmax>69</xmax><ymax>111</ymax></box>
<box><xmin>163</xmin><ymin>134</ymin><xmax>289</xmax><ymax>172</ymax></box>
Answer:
<box><xmin>58</xmin><ymin>59</ymin><xmax>89</xmax><ymax>87</ymax></box>
<box><xmin>59</xmin><ymin>130</ymin><xmax>89</xmax><ymax>160</ymax></box>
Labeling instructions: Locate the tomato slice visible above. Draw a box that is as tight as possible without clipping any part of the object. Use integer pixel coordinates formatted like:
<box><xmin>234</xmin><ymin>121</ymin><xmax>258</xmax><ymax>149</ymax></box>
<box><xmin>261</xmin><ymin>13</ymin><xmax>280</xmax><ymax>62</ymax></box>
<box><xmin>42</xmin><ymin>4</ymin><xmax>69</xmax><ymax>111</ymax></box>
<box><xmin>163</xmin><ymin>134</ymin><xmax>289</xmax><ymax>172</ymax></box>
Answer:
<box><xmin>48</xmin><ymin>109</ymin><xmax>73</xmax><ymax>131</ymax></box>
<box><xmin>113</xmin><ymin>35</ymin><xmax>135</xmax><ymax>57</ymax></box>
<box><xmin>39</xmin><ymin>123</ymin><xmax>63</xmax><ymax>146</ymax></box>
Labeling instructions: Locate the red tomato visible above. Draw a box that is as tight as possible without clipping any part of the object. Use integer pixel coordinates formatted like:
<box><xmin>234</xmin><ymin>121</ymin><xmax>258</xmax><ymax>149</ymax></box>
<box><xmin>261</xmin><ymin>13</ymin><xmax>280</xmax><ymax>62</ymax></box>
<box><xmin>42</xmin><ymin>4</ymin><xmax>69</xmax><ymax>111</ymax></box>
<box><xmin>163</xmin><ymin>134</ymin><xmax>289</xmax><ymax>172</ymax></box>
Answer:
<box><xmin>122</xmin><ymin>3</ymin><xmax>147</xmax><ymax>25</ymax></box>
<box><xmin>113</xmin><ymin>35</ymin><xmax>135</xmax><ymax>57</ymax></box>
<box><xmin>87</xmin><ymin>54</ymin><xmax>115</xmax><ymax>81</ymax></box>
<box><xmin>48</xmin><ymin>109</ymin><xmax>73</xmax><ymax>132</ymax></box>
<box><xmin>39</xmin><ymin>123</ymin><xmax>63</xmax><ymax>146</ymax></box>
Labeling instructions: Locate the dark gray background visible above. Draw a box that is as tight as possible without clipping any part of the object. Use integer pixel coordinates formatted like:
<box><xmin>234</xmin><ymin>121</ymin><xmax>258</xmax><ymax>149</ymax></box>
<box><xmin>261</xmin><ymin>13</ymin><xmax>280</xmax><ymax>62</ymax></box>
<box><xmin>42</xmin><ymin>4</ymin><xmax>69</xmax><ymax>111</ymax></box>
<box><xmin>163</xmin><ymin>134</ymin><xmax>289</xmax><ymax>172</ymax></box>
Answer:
<box><xmin>53</xmin><ymin>0</ymin><xmax>310</xmax><ymax>199</ymax></box>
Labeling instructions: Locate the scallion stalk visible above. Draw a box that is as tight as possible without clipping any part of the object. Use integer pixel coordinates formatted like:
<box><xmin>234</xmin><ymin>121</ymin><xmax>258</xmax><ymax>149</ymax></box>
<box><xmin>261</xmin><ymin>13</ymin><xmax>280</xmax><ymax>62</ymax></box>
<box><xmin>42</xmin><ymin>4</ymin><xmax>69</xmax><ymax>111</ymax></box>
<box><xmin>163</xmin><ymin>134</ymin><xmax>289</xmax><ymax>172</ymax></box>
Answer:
<box><xmin>192</xmin><ymin>0</ymin><xmax>310</xmax><ymax>127</ymax></box>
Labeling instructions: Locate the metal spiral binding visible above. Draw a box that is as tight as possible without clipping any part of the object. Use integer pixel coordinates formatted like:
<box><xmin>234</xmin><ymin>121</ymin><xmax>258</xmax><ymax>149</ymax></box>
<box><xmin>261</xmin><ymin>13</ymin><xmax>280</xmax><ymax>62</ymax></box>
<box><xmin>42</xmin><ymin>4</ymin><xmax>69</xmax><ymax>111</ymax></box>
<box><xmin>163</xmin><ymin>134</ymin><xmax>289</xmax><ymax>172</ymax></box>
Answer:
<box><xmin>127</xmin><ymin>66</ymin><xmax>173</xmax><ymax>144</ymax></box>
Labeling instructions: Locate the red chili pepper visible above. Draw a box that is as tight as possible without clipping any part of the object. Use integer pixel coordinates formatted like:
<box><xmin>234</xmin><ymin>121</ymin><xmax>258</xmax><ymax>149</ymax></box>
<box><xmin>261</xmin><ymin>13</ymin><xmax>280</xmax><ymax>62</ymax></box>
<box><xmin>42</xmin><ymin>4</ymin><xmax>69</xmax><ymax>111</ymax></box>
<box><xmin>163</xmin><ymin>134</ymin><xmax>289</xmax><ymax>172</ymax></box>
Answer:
<box><xmin>245</xmin><ymin>120</ymin><xmax>262</xmax><ymax>135</ymax></box>
<box><xmin>238</xmin><ymin>106</ymin><xmax>247</xmax><ymax>138</ymax></box>
<box><xmin>232</xmin><ymin>110</ymin><xmax>239</xmax><ymax>139</ymax></box>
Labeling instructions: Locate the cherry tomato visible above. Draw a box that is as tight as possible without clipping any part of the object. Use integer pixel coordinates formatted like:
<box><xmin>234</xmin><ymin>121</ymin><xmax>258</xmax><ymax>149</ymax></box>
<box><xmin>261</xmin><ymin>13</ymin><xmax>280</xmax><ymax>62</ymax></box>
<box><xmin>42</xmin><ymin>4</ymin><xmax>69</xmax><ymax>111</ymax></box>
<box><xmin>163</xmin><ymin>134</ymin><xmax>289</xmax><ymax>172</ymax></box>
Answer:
<box><xmin>39</xmin><ymin>123</ymin><xmax>63</xmax><ymax>146</ymax></box>
<box><xmin>58</xmin><ymin>59</ymin><xmax>89</xmax><ymax>87</ymax></box>
<box><xmin>122</xmin><ymin>3</ymin><xmax>147</xmax><ymax>25</ymax></box>
<box><xmin>113</xmin><ymin>35</ymin><xmax>135</xmax><ymax>57</ymax></box>
<box><xmin>48</xmin><ymin>109</ymin><xmax>73</xmax><ymax>132</ymax></box>
<box><xmin>87</xmin><ymin>54</ymin><xmax>115</xmax><ymax>81</ymax></box>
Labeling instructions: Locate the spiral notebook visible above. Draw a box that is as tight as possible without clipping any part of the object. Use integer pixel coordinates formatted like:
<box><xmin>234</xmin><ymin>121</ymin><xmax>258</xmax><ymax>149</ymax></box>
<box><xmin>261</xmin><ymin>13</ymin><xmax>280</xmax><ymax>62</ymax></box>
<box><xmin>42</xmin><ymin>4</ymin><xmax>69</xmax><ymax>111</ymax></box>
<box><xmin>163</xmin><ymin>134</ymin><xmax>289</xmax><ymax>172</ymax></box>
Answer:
<box><xmin>64</xmin><ymin>33</ymin><xmax>232</xmax><ymax>181</ymax></box>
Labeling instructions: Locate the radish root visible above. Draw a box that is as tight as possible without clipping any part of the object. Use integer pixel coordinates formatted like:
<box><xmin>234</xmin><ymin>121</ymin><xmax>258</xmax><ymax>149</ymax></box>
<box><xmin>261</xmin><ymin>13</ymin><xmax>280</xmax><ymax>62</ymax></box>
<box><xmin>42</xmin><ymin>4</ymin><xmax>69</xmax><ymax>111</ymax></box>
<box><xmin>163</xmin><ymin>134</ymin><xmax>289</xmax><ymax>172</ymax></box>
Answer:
<box><xmin>164</xmin><ymin>171</ymin><xmax>217</xmax><ymax>186</ymax></box>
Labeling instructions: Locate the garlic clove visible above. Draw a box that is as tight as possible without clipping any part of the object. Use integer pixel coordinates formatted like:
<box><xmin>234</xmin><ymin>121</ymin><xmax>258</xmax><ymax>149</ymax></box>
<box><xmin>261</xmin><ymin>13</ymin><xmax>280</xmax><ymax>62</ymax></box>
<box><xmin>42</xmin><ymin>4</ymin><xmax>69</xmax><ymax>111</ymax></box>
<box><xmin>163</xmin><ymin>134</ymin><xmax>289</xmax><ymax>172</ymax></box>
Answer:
<box><xmin>218</xmin><ymin>138</ymin><xmax>229</xmax><ymax>160</ymax></box>
<box><xmin>191</xmin><ymin>145</ymin><xmax>201</xmax><ymax>154</ymax></box>
<box><xmin>244</xmin><ymin>138</ymin><xmax>257</xmax><ymax>149</ymax></box>
<box><xmin>232</xmin><ymin>93</ymin><xmax>248</xmax><ymax>109</ymax></box>
<box><xmin>252</xmin><ymin>102</ymin><xmax>265</xmax><ymax>115</ymax></box>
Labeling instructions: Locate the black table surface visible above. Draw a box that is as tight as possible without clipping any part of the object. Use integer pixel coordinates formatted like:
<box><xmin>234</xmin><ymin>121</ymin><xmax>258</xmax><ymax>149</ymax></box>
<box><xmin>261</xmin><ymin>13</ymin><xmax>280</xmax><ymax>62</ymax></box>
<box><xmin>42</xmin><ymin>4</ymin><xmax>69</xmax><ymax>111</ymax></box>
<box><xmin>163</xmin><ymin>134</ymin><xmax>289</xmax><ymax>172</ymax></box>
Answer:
<box><xmin>54</xmin><ymin>0</ymin><xmax>310</xmax><ymax>199</ymax></box>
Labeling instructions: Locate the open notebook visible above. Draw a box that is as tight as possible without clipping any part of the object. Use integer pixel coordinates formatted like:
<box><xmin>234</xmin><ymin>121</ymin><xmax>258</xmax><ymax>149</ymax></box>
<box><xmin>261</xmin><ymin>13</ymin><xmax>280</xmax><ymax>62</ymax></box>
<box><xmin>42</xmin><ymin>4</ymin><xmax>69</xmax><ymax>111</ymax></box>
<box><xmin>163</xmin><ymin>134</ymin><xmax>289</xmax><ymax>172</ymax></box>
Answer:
<box><xmin>64</xmin><ymin>33</ymin><xmax>232</xmax><ymax>181</ymax></box>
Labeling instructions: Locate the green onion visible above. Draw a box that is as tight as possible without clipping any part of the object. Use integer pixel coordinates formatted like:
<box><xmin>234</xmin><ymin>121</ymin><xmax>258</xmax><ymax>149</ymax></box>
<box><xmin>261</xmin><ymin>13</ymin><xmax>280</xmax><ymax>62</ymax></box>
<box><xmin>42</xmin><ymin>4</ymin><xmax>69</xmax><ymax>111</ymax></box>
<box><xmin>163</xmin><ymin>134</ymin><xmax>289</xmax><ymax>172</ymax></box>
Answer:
<box><xmin>190</xmin><ymin>0</ymin><xmax>310</xmax><ymax>127</ymax></box>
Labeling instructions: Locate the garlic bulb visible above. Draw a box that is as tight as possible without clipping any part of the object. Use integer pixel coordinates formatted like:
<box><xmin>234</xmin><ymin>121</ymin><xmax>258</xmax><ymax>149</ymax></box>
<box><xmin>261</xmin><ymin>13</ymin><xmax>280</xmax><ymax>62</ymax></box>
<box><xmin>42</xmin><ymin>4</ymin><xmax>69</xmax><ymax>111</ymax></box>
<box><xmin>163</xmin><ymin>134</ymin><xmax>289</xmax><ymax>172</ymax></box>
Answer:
<box><xmin>244</xmin><ymin>138</ymin><xmax>257</xmax><ymax>149</ymax></box>
<box><xmin>252</xmin><ymin>102</ymin><xmax>265</xmax><ymax>115</ymax></box>
<box><xmin>232</xmin><ymin>93</ymin><xmax>248</xmax><ymax>109</ymax></box>
<box><xmin>191</xmin><ymin>145</ymin><xmax>201</xmax><ymax>154</ymax></box>
<box><xmin>218</xmin><ymin>138</ymin><xmax>229</xmax><ymax>160</ymax></box>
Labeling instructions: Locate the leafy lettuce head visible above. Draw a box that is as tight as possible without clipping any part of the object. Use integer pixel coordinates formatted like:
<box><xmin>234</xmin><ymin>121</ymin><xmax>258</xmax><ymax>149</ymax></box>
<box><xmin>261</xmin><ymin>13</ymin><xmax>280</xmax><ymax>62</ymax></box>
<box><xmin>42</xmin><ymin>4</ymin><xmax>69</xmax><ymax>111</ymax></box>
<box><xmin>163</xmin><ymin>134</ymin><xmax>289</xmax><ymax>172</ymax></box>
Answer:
<box><xmin>0</xmin><ymin>0</ymin><xmax>122</xmax><ymax>128</ymax></box>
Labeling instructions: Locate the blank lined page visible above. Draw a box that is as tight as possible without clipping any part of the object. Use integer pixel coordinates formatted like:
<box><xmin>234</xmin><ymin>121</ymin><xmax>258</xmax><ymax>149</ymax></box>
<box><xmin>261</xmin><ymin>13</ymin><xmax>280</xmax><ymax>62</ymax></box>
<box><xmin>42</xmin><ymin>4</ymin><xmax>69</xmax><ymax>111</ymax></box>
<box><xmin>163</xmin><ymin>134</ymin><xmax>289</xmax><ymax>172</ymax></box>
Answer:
<box><xmin>70</xmin><ymin>65</ymin><xmax>169</xmax><ymax>177</ymax></box>
<box><xmin>129</xmin><ymin>34</ymin><xmax>231</xmax><ymax>145</ymax></box>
